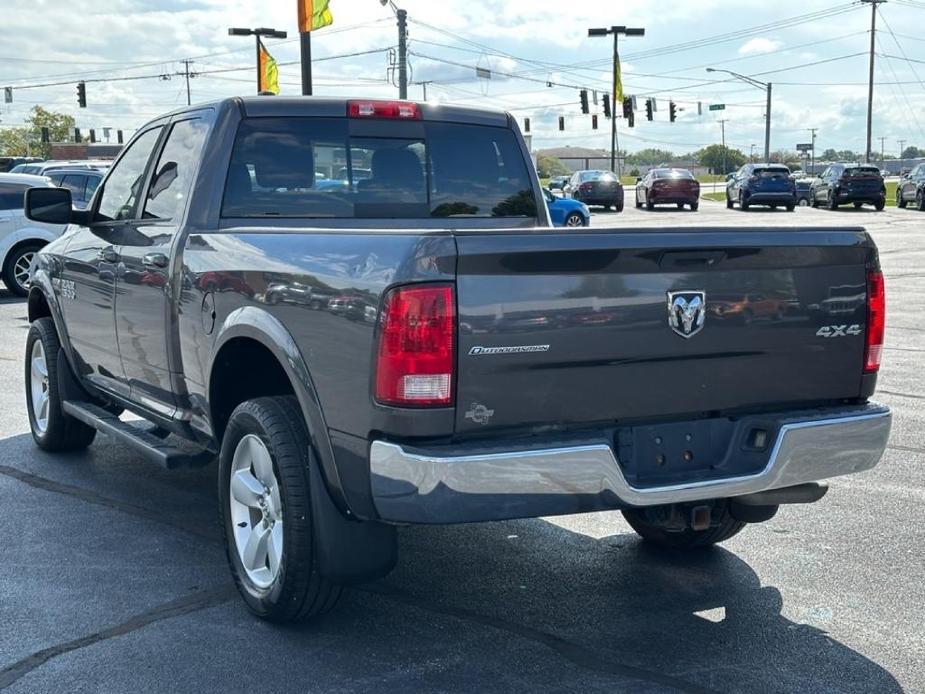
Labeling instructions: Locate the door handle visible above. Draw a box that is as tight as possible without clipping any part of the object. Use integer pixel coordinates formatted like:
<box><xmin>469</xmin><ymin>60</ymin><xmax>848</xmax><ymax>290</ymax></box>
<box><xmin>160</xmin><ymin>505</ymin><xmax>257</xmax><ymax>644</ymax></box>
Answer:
<box><xmin>98</xmin><ymin>247</ymin><xmax>119</xmax><ymax>263</ymax></box>
<box><xmin>142</xmin><ymin>252</ymin><xmax>169</xmax><ymax>269</ymax></box>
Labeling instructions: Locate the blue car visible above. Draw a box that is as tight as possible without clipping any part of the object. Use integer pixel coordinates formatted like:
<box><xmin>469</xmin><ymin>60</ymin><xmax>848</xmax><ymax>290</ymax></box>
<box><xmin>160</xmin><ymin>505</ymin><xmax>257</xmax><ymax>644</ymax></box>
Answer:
<box><xmin>544</xmin><ymin>188</ymin><xmax>590</xmax><ymax>227</ymax></box>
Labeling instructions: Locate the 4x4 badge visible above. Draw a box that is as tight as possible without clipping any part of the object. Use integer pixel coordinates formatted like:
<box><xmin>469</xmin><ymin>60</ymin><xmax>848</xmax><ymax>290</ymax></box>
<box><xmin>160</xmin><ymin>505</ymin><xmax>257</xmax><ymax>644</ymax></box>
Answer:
<box><xmin>667</xmin><ymin>290</ymin><xmax>706</xmax><ymax>338</ymax></box>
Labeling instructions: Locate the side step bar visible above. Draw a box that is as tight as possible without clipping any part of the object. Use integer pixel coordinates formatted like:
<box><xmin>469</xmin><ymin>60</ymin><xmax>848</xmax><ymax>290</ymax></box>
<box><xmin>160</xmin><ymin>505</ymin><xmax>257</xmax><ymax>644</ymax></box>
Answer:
<box><xmin>62</xmin><ymin>401</ymin><xmax>214</xmax><ymax>469</ymax></box>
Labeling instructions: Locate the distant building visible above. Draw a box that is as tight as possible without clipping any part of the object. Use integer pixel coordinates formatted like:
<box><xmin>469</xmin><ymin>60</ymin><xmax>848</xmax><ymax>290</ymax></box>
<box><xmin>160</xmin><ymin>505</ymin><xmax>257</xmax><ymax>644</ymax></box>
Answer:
<box><xmin>50</xmin><ymin>142</ymin><xmax>122</xmax><ymax>160</ymax></box>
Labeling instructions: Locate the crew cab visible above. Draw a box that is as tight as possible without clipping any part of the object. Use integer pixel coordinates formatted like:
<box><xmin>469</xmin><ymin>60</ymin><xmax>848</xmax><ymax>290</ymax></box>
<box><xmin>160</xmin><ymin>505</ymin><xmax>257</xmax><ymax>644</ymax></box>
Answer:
<box><xmin>23</xmin><ymin>97</ymin><xmax>891</xmax><ymax>623</ymax></box>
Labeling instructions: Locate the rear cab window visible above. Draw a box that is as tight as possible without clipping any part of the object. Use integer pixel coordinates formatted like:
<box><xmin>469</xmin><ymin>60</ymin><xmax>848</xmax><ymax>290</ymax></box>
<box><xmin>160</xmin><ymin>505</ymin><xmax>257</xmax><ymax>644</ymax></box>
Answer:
<box><xmin>753</xmin><ymin>166</ymin><xmax>790</xmax><ymax>178</ymax></box>
<box><xmin>221</xmin><ymin>117</ymin><xmax>536</xmax><ymax>220</ymax></box>
<box><xmin>843</xmin><ymin>166</ymin><xmax>882</xmax><ymax>178</ymax></box>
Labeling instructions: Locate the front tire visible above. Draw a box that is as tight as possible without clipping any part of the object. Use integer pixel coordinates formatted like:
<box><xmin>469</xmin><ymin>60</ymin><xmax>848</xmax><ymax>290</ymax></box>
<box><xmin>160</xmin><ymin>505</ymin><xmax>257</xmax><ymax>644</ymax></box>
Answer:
<box><xmin>25</xmin><ymin>318</ymin><xmax>97</xmax><ymax>452</ymax></box>
<box><xmin>564</xmin><ymin>212</ymin><xmax>585</xmax><ymax>227</ymax></box>
<box><xmin>220</xmin><ymin>396</ymin><xmax>341</xmax><ymax>623</ymax></box>
<box><xmin>827</xmin><ymin>191</ymin><xmax>838</xmax><ymax>210</ymax></box>
<box><xmin>898</xmin><ymin>190</ymin><xmax>907</xmax><ymax>208</ymax></box>
<box><xmin>614</xmin><ymin>201</ymin><xmax>624</xmax><ymax>213</ymax></box>
<box><xmin>918</xmin><ymin>190</ymin><xmax>925</xmax><ymax>212</ymax></box>
<box><xmin>726</xmin><ymin>194</ymin><xmax>734</xmax><ymax>209</ymax></box>
<box><xmin>4</xmin><ymin>241</ymin><xmax>44</xmax><ymax>297</ymax></box>
<box><xmin>622</xmin><ymin>504</ymin><xmax>746</xmax><ymax>549</ymax></box>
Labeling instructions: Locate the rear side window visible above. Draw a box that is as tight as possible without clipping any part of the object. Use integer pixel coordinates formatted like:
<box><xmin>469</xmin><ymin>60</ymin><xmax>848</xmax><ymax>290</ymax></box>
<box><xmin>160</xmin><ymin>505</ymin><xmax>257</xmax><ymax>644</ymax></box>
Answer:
<box><xmin>222</xmin><ymin>117</ymin><xmax>536</xmax><ymax>219</ymax></box>
<box><xmin>143</xmin><ymin>118</ymin><xmax>208</xmax><ymax>221</ymax></box>
<box><xmin>0</xmin><ymin>183</ymin><xmax>28</xmax><ymax>211</ymax></box>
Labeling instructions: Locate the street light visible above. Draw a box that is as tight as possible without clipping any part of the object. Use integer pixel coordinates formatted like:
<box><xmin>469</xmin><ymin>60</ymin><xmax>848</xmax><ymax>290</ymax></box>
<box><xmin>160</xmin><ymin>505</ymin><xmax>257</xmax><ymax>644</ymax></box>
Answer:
<box><xmin>228</xmin><ymin>27</ymin><xmax>288</xmax><ymax>94</ymax></box>
<box><xmin>588</xmin><ymin>25</ymin><xmax>645</xmax><ymax>175</ymax></box>
<box><xmin>706</xmin><ymin>67</ymin><xmax>772</xmax><ymax>162</ymax></box>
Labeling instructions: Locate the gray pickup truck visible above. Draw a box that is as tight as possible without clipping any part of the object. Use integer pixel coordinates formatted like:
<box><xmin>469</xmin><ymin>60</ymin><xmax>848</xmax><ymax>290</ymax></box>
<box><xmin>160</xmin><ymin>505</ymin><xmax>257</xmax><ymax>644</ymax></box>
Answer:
<box><xmin>23</xmin><ymin>97</ymin><xmax>891</xmax><ymax>623</ymax></box>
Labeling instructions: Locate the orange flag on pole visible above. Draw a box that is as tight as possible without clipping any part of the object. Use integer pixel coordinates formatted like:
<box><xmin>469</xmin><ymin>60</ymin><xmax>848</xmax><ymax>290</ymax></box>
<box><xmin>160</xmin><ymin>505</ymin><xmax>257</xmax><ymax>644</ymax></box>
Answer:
<box><xmin>298</xmin><ymin>0</ymin><xmax>333</xmax><ymax>33</ymax></box>
<box><xmin>258</xmin><ymin>39</ymin><xmax>280</xmax><ymax>94</ymax></box>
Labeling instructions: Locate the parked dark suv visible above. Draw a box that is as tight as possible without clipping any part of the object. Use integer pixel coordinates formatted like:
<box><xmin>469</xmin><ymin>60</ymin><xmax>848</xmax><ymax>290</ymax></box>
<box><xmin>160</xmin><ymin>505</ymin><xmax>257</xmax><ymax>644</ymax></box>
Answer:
<box><xmin>726</xmin><ymin>163</ymin><xmax>796</xmax><ymax>211</ymax></box>
<box><xmin>565</xmin><ymin>170</ymin><xmax>624</xmax><ymax>211</ymax></box>
<box><xmin>811</xmin><ymin>164</ymin><xmax>886</xmax><ymax>210</ymax></box>
<box><xmin>896</xmin><ymin>162</ymin><xmax>925</xmax><ymax>210</ymax></box>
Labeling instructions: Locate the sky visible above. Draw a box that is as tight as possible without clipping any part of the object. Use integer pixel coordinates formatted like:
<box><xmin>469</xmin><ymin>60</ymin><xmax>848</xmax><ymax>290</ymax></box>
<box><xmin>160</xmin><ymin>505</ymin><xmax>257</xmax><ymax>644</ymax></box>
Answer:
<box><xmin>2</xmin><ymin>0</ymin><xmax>925</xmax><ymax>157</ymax></box>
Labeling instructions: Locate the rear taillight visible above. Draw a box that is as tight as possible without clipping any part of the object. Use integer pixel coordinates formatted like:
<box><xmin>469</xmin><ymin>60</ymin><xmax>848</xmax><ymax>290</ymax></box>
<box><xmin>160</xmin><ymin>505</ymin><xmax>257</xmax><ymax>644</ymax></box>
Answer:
<box><xmin>375</xmin><ymin>284</ymin><xmax>455</xmax><ymax>407</ymax></box>
<box><xmin>580</xmin><ymin>182</ymin><xmax>593</xmax><ymax>192</ymax></box>
<box><xmin>864</xmin><ymin>270</ymin><xmax>885</xmax><ymax>373</ymax></box>
<box><xmin>348</xmin><ymin>100</ymin><xmax>421</xmax><ymax>120</ymax></box>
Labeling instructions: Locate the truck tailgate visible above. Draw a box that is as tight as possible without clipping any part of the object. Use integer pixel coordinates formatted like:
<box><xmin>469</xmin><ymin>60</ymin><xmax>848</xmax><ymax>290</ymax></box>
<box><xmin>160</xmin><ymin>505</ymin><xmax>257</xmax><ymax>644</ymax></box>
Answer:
<box><xmin>453</xmin><ymin>228</ymin><xmax>873</xmax><ymax>434</ymax></box>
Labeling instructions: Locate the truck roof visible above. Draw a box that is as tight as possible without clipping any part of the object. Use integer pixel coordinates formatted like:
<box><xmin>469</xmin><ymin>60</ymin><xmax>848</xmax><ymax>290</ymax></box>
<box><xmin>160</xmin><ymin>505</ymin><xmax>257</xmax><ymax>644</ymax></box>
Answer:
<box><xmin>160</xmin><ymin>96</ymin><xmax>512</xmax><ymax>128</ymax></box>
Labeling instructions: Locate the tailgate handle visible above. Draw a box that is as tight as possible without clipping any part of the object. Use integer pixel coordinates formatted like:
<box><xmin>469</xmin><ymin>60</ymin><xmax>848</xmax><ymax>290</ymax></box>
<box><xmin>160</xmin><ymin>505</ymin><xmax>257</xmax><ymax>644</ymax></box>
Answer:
<box><xmin>659</xmin><ymin>250</ymin><xmax>726</xmax><ymax>269</ymax></box>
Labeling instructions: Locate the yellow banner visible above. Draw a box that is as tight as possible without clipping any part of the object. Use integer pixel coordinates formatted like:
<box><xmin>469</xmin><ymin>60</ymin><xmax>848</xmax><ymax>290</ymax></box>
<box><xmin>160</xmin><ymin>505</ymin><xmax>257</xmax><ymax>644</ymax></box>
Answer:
<box><xmin>258</xmin><ymin>39</ymin><xmax>280</xmax><ymax>94</ymax></box>
<box><xmin>298</xmin><ymin>0</ymin><xmax>333</xmax><ymax>33</ymax></box>
<box><xmin>614</xmin><ymin>56</ymin><xmax>623</xmax><ymax>106</ymax></box>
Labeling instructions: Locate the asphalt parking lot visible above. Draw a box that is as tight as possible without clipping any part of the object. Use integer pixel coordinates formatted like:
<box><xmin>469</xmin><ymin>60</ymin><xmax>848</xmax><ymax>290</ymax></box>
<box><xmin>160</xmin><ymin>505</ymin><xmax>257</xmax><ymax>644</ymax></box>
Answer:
<box><xmin>1</xmin><ymin>198</ymin><xmax>923</xmax><ymax>693</ymax></box>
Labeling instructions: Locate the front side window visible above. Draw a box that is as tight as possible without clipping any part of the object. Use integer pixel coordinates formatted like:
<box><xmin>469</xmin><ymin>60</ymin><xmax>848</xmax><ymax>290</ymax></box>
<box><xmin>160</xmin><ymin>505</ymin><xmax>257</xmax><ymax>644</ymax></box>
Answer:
<box><xmin>222</xmin><ymin>117</ymin><xmax>536</xmax><ymax>219</ymax></box>
<box><xmin>60</xmin><ymin>175</ymin><xmax>87</xmax><ymax>201</ymax></box>
<box><xmin>144</xmin><ymin>119</ymin><xmax>208</xmax><ymax>221</ymax></box>
<box><xmin>96</xmin><ymin>127</ymin><xmax>163</xmax><ymax>222</ymax></box>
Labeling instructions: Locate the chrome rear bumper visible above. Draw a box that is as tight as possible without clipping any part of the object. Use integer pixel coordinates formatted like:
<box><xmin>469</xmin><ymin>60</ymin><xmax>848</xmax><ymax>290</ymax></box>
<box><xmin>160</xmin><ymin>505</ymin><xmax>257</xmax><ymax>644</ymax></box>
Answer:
<box><xmin>370</xmin><ymin>403</ymin><xmax>891</xmax><ymax>524</ymax></box>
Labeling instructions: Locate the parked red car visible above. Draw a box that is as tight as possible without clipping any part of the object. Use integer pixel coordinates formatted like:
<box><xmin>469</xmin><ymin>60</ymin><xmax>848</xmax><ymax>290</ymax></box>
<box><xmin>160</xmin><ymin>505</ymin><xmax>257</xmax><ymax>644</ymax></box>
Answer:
<box><xmin>635</xmin><ymin>168</ymin><xmax>700</xmax><ymax>211</ymax></box>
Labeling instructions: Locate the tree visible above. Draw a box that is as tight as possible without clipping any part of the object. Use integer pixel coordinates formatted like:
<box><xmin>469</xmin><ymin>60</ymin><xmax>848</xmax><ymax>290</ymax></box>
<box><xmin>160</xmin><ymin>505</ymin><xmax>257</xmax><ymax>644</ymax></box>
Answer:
<box><xmin>821</xmin><ymin>148</ymin><xmax>839</xmax><ymax>161</ymax></box>
<box><xmin>535</xmin><ymin>154</ymin><xmax>569</xmax><ymax>178</ymax></box>
<box><xmin>901</xmin><ymin>146</ymin><xmax>922</xmax><ymax>159</ymax></box>
<box><xmin>695</xmin><ymin>144</ymin><xmax>746</xmax><ymax>174</ymax></box>
<box><xmin>625</xmin><ymin>148</ymin><xmax>677</xmax><ymax>166</ymax></box>
<box><xmin>0</xmin><ymin>107</ymin><xmax>75</xmax><ymax>158</ymax></box>
<box><xmin>0</xmin><ymin>128</ymin><xmax>30</xmax><ymax>156</ymax></box>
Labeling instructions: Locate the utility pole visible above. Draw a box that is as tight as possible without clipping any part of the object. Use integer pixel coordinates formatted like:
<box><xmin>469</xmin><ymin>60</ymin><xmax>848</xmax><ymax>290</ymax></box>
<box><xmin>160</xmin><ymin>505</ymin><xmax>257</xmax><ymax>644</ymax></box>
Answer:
<box><xmin>719</xmin><ymin>119</ymin><xmax>729</xmax><ymax>176</ymax></box>
<box><xmin>416</xmin><ymin>81</ymin><xmax>434</xmax><ymax>101</ymax></box>
<box><xmin>862</xmin><ymin>0</ymin><xmax>885</xmax><ymax>163</ymax></box>
<box><xmin>381</xmin><ymin>1</ymin><xmax>408</xmax><ymax>99</ymax></box>
<box><xmin>809</xmin><ymin>127</ymin><xmax>818</xmax><ymax>174</ymax></box>
<box><xmin>181</xmin><ymin>60</ymin><xmax>193</xmax><ymax>105</ymax></box>
<box><xmin>898</xmin><ymin>138</ymin><xmax>906</xmax><ymax>174</ymax></box>
<box><xmin>879</xmin><ymin>136</ymin><xmax>887</xmax><ymax>168</ymax></box>
<box><xmin>706</xmin><ymin>67</ymin><xmax>771</xmax><ymax>161</ymax></box>
<box><xmin>301</xmin><ymin>33</ymin><xmax>312</xmax><ymax>95</ymax></box>
<box><xmin>589</xmin><ymin>25</ymin><xmax>646</xmax><ymax>176</ymax></box>
<box><xmin>397</xmin><ymin>8</ymin><xmax>408</xmax><ymax>99</ymax></box>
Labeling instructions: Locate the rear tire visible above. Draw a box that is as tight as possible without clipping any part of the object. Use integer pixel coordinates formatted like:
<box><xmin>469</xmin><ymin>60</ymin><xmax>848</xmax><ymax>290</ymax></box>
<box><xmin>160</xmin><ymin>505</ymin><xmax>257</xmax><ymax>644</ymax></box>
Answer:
<box><xmin>798</xmin><ymin>198</ymin><xmax>809</xmax><ymax>207</ymax></box>
<box><xmin>4</xmin><ymin>241</ymin><xmax>44</xmax><ymax>297</ymax></box>
<box><xmin>25</xmin><ymin>318</ymin><xmax>97</xmax><ymax>452</ymax></box>
<box><xmin>676</xmin><ymin>202</ymin><xmax>684</xmax><ymax>210</ymax></box>
<box><xmin>614</xmin><ymin>201</ymin><xmax>624</xmax><ymax>213</ymax></box>
<box><xmin>918</xmin><ymin>190</ymin><xmax>925</xmax><ymax>211</ymax></box>
<box><xmin>853</xmin><ymin>202</ymin><xmax>863</xmax><ymax>209</ymax></box>
<box><xmin>690</xmin><ymin>202</ymin><xmax>699</xmax><ymax>212</ymax></box>
<box><xmin>219</xmin><ymin>396</ymin><xmax>341</xmax><ymax>623</ymax></box>
<box><xmin>827</xmin><ymin>191</ymin><xmax>838</xmax><ymax>210</ymax></box>
<box><xmin>726</xmin><ymin>194</ymin><xmax>734</xmax><ymax>209</ymax></box>
<box><xmin>874</xmin><ymin>198</ymin><xmax>885</xmax><ymax>211</ymax></box>
<box><xmin>635</xmin><ymin>196</ymin><xmax>643</xmax><ymax>209</ymax></box>
<box><xmin>739</xmin><ymin>192</ymin><xmax>749</xmax><ymax>210</ymax></box>
<box><xmin>898</xmin><ymin>190</ymin><xmax>907</xmax><ymax>208</ymax></box>
<box><xmin>622</xmin><ymin>504</ymin><xmax>746</xmax><ymax>549</ymax></box>
<box><xmin>786</xmin><ymin>203</ymin><xmax>795</xmax><ymax>212</ymax></box>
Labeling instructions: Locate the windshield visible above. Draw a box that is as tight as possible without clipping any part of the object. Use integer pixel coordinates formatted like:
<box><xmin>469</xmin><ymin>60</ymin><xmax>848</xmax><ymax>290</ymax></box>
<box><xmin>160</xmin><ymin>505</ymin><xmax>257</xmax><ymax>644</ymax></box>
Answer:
<box><xmin>221</xmin><ymin>117</ymin><xmax>536</xmax><ymax>219</ymax></box>
<box><xmin>754</xmin><ymin>167</ymin><xmax>790</xmax><ymax>177</ymax></box>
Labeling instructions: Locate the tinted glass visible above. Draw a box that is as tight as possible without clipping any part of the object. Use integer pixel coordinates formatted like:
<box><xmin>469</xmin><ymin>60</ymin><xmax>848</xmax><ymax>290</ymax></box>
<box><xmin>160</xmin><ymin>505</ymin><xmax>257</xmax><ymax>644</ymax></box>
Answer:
<box><xmin>60</xmin><ymin>174</ymin><xmax>87</xmax><ymax>200</ymax></box>
<box><xmin>144</xmin><ymin>119</ymin><xmax>208</xmax><ymax>220</ymax></box>
<box><xmin>0</xmin><ymin>183</ymin><xmax>28</xmax><ymax>211</ymax></box>
<box><xmin>843</xmin><ymin>166</ymin><xmax>881</xmax><ymax>178</ymax></box>
<box><xmin>97</xmin><ymin>127</ymin><xmax>162</xmax><ymax>222</ymax></box>
<box><xmin>753</xmin><ymin>166</ymin><xmax>790</xmax><ymax>177</ymax></box>
<box><xmin>222</xmin><ymin>118</ymin><xmax>536</xmax><ymax>219</ymax></box>
<box><xmin>655</xmin><ymin>169</ymin><xmax>693</xmax><ymax>179</ymax></box>
<box><xmin>86</xmin><ymin>174</ymin><xmax>101</xmax><ymax>197</ymax></box>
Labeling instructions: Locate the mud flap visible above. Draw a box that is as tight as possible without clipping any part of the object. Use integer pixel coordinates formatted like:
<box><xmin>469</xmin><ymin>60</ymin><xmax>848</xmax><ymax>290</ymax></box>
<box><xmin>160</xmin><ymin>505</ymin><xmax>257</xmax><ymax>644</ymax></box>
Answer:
<box><xmin>308</xmin><ymin>455</ymin><xmax>397</xmax><ymax>585</ymax></box>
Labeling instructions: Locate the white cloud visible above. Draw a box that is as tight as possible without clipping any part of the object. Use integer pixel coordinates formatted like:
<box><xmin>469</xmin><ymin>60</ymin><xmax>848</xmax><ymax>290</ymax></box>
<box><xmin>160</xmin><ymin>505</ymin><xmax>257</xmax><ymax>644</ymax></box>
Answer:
<box><xmin>738</xmin><ymin>38</ymin><xmax>781</xmax><ymax>55</ymax></box>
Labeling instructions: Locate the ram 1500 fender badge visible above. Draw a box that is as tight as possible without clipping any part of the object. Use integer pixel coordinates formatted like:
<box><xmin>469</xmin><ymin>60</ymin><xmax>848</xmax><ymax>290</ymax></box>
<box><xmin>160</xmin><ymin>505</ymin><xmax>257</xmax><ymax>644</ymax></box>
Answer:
<box><xmin>468</xmin><ymin>345</ymin><xmax>550</xmax><ymax>356</ymax></box>
<box><xmin>52</xmin><ymin>278</ymin><xmax>77</xmax><ymax>301</ymax></box>
<box><xmin>667</xmin><ymin>290</ymin><xmax>706</xmax><ymax>338</ymax></box>
<box><xmin>464</xmin><ymin>403</ymin><xmax>495</xmax><ymax>425</ymax></box>
<box><xmin>816</xmin><ymin>324</ymin><xmax>862</xmax><ymax>338</ymax></box>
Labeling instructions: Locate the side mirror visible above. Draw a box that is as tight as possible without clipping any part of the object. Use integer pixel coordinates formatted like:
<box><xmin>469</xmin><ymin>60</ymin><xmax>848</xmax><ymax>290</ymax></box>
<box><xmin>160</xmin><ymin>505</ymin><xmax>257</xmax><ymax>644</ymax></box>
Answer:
<box><xmin>725</xmin><ymin>173</ymin><xmax>735</xmax><ymax>181</ymax></box>
<box><xmin>24</xmin><ymin>187</ymin><xmax>73</xmax><ymax>225</ymax></box>
<box><xmin>542</xmin><ymin>188</ymin><xmax>555</xmax><ymax>204</ymax></box>
<box><xmin>635</xmin><ymin>177</ymin><xmax>642</xmax><ymax>183</ymax></box>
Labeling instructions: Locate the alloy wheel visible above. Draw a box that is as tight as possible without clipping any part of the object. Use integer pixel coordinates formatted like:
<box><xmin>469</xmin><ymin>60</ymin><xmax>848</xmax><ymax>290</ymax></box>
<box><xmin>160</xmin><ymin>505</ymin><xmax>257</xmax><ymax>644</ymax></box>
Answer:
<box><xmin>29</xmin><ymin>339</ymin><xmax>49</xmax><ymax>433</ymax></box>
<box><xmin>13</xmin><ymin>251</ymin><xmax>35</xmax><ymax>292</ymax></box>
<box><xmin>229</xmin><ymin>434</ymin><xmax>284</xmax><ymax>589</ymax></box>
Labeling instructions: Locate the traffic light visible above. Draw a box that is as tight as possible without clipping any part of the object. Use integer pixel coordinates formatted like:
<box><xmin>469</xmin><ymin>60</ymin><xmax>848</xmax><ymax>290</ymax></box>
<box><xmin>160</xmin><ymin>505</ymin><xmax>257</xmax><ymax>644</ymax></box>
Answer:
<box><xmin>76</xmin><ymin>81</ymin><xmax>87</xmax><ymax>108</ymax></box>
<box><xmin>524</xmin><ymin>117</ymin><xmax>530</xmax><ymax>133</ymax></box>
<box><xmin>645</xmin><ymin>99</ymin><xmax>654</xmax><ymax>121</ymax></box>
<box><xmin>74</xmin><ymin>128</ymin><xmax>82</xmax><ymax>143</ymax></box>
<box><xmin>592</xmin><ymin>114</ymin><xmax>598</xmax><ymax>130</ymax></box>
<box><xmin>558</xmin><ymin>116</ymin><xmax>565</xmax><ymax>131</ymax></box>
<box><xmin>622</xmin><ymin>96</ymin><xmax>633</xmax><ymax>119</ymax></box>
<box><xmin>89</xmin><ymin>129</ymin><xmax>97</xmax><ymax>144</ymax></box>
<box><xmin>627</xmin><ymin>110</ymin><xmax>635</xmax><ymax>128</ymax></box>
<box><xmin>117</xmin><ymin>130</ymin><xmax>124</xmax><ymax>144</ymax></box>
<box><xmin>579</xmin><ymin>89</ymin><xmax>589</xmax><ymax>115</ymax></box>
<box><xmin>669</xmin><ymin>101</ymin><xmax>677</xmax><ymax>123</ymax></box>
<box><xmin>40</xmin><ymin>127</ymin><xmax>50</xmax><ymax>143</ymax></box>
<box><xmin>602</xmin><ymin>93</ymin><xmax>611</xmax><ymax>119</ymax></box>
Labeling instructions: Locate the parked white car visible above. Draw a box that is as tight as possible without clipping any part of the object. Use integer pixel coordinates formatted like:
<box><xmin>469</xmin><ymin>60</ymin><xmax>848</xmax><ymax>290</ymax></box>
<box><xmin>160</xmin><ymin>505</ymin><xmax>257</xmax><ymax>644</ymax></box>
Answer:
<box><xmin>0</xmin><ymin>173</ymin><xmax>67</xmax><ymax>296</ymax></box>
